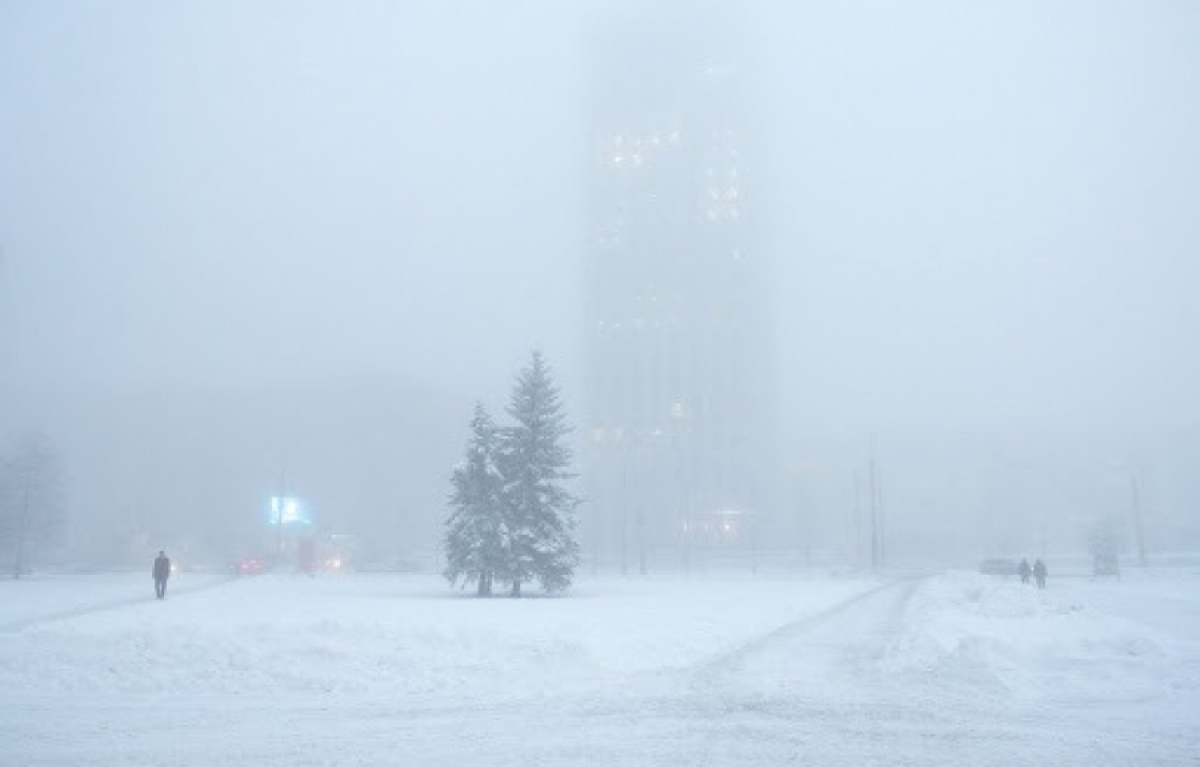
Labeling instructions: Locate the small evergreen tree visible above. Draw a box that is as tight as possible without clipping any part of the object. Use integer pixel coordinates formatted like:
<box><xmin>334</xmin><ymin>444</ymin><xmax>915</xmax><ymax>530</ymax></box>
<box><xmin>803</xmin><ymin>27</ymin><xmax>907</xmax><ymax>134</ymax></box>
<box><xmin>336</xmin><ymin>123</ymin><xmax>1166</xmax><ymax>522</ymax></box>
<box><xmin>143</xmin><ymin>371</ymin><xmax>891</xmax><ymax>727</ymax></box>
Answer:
<box><xmin>500</xmin><ymin>352</ymin><xmax>580</xmax><ymax>596</ymax></box>
<box><xmin>443</xmin><ymin>404</ymin><xmax>505</xmax><ymax>596</ymax></box>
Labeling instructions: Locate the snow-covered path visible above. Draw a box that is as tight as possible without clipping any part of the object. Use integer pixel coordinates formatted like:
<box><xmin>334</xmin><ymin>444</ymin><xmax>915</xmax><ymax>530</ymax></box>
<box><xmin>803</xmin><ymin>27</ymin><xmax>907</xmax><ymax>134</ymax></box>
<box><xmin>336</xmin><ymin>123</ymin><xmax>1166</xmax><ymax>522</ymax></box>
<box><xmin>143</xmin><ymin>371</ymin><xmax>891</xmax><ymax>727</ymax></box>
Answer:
<box><xmin>2</xmin><ymin>570</ymin><xmax>1197</xmax><ymax>765</ymax></box>
<box><xmin>0</xmin><ymin>573</ymin><xmax>232</xmax><ymax>634</ymax></box>
<box><xmin>687</xmin><ymin>576</ymin><xmax>1154</xmax><ymax>766</ymax></box>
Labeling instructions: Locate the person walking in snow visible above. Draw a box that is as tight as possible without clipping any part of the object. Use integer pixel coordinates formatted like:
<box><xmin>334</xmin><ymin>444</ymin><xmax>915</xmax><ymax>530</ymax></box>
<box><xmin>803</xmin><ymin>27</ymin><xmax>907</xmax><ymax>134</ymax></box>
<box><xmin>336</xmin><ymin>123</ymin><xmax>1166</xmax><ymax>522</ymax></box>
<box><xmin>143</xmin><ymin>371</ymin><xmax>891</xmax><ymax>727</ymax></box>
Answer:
<box><xmin>1018</xmin><ymin>558</ymin><xmax>1032</xmax><ymax>584</ymax></box>
<box><xmin>1033</xmin><ymin>558</ymin><xmax>1047</xmax><ymax>589</ymax></box>
<box><xmin>152</xmin><ymin>550</ymin><xmax>171</xmax><ymax>599</ymax></box>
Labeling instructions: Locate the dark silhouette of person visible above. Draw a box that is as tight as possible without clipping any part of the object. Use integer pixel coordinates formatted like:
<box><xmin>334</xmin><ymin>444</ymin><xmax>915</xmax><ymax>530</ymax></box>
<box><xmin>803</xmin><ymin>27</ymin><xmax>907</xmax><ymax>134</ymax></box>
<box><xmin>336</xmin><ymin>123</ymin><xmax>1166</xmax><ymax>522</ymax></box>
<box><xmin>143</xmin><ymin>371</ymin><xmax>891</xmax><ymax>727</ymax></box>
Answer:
<box><xmin>1018</xmin><ymin>558</ymin><xmax>1032</xmax><ymax>584</ymax></box>
<box><xmin>1033</xmin><ymin>558</ymin><xmax>1047</xmax><ymax>589</ymax></box>
<box><xmin>152</xmin><ymin>551</ymin><xmax>171</xmax><ymax>599</ymax></box>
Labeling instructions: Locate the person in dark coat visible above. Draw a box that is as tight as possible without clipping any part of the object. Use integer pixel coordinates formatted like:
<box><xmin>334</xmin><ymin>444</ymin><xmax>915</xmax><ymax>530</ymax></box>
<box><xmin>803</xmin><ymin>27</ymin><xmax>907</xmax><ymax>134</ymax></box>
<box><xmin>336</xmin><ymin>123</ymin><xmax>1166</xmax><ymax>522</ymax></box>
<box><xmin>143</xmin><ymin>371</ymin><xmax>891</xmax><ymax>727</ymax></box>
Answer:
<box><xmin>152</xmin><ymin>551</ymin><xmax>171</xmax><ymax>599</ymax></box>
<box><xmin>1018</xmin><ymin>558</ymin><xmax>1032</xmax><ymax>584</ymax></box>
<box><xmin>1033</xmin><ymin>558</ymin><xmax>1047</xmax><ymax>589</ymax></box>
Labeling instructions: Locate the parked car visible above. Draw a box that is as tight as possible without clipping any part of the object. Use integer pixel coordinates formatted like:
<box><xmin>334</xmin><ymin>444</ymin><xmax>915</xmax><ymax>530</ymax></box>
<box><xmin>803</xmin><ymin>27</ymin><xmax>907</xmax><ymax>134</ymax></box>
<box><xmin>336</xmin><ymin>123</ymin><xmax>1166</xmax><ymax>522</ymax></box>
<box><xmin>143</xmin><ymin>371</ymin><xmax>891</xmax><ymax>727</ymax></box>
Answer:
<box><xmin>979</xmin><ymin>558</ymin><xmax>1017</xmax><ymax>576</ymax></box>
<box><xmin>233</xmin><ymin>556</ymin><xmax>264</xmax><ymax>577</ymax></box>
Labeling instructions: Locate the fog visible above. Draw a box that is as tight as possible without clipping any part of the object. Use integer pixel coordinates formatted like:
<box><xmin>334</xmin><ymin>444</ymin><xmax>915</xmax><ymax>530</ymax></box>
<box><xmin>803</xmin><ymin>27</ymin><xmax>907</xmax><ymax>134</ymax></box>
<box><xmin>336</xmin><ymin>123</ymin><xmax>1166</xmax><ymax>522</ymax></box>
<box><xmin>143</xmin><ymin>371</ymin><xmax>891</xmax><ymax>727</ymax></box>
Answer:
<box><xmin>2</xmin><ymin>1</ymin><xmax>1198</xmax><ymax>568</ymax></box>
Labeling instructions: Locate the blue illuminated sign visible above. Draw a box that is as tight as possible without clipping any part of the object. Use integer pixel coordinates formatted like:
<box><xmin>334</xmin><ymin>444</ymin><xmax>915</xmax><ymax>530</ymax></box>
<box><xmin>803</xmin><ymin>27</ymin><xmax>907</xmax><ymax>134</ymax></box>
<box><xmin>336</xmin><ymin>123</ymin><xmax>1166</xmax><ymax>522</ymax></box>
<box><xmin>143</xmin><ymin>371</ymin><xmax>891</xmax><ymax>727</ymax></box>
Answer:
<box><xmin>268</xmin><ymin>496</ymin><xmax>311</xmax><ymax>526</ymax></box>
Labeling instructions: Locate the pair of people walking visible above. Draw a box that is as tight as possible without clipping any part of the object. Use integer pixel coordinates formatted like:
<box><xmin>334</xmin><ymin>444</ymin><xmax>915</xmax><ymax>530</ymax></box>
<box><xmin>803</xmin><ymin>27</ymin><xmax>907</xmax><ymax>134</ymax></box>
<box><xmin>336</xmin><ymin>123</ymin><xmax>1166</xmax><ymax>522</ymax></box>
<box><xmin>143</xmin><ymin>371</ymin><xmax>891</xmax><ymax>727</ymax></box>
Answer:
<box><xmin>152</xmin><ymin>550</ymin><xmax>171</xmax><ymax>599</ymax></box>
<box><xmin>1018</xmin><ymin>557</ymin><xmax>1047</xmax><ymax>588</ymax></box>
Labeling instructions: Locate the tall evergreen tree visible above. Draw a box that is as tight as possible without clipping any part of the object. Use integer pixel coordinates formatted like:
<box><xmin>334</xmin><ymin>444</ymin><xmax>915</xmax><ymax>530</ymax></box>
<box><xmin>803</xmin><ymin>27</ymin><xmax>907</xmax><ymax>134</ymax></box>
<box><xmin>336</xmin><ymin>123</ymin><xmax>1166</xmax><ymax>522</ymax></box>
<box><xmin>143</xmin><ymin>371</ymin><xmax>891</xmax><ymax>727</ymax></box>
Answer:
<box><xmin>443</xmin><ymin>404</ymin><xmax>505</xmax><ymax>596</ymax></box>
<box><xmin>500</xmin><ymin>352</ymin><xmax>580</xmax><ymax>596</ymax></box>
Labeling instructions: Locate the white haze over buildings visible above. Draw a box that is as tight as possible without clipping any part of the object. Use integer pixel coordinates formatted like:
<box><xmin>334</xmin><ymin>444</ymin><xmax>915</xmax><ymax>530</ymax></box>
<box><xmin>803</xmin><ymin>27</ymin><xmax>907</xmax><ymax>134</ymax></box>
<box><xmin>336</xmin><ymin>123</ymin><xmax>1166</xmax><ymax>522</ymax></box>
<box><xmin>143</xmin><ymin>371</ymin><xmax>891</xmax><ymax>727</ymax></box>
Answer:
<box><xmin>1</xmin><ymin>1</ymin><xmax>1197</xmax><ymax>565</ymax></box>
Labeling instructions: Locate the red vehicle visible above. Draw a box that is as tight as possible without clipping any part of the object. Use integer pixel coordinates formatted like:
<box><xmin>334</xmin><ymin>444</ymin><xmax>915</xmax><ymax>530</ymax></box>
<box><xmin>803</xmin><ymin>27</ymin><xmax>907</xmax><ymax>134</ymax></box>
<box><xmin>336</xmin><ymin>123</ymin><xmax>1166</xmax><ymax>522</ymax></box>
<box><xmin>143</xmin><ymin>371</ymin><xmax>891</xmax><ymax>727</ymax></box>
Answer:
<box><xmin>233</xmin><ymin>556</ymin><xmax>264</xmax><ymax>577</ymax></box>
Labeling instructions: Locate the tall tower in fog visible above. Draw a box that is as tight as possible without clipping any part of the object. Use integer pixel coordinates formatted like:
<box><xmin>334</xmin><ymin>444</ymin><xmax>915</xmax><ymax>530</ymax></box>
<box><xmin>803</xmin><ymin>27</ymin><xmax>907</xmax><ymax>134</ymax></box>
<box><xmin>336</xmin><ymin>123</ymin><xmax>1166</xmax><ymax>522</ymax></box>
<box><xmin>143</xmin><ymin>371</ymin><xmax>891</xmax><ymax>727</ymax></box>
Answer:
<box><xmin>583</xmin><ymin>10</ymin><xmax>776</xmax><ymax>570</ymax></box>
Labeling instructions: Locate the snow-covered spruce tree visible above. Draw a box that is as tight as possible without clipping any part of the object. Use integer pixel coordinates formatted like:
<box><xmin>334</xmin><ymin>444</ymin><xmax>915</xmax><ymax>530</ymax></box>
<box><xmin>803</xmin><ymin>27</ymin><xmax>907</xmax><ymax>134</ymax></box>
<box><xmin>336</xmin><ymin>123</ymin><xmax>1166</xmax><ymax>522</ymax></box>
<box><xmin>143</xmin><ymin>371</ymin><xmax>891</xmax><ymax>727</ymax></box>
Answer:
<box><xmin>499</xmin><ymin>352</ymin><xmax>580</xmax><ymax>596</ymax></box>
<box><xmin>443</xmin><ymin>404</ymin><xmax>506</xmax><ymax>596</ymax></box>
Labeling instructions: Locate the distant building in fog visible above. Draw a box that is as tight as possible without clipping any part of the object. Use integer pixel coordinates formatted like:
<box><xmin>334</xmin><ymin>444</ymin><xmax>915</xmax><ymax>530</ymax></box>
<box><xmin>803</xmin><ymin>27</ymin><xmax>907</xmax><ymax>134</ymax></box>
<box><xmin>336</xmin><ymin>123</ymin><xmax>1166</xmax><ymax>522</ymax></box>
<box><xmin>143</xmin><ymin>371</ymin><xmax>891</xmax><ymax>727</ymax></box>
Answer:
<box><xmin>583</xmin><ymin>11</ymin><xmax>777</xmax><ymax>571</ymax></box>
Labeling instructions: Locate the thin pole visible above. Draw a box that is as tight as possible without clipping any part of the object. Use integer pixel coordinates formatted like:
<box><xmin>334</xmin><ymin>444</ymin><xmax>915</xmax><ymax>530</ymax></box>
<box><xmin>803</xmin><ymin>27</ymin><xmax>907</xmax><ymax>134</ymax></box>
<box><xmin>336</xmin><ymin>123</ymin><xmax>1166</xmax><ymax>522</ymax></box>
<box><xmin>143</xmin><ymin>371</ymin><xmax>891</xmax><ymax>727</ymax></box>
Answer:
<box><xmin>14</xmin><ymin>485</ymin><xmax>29</xmax><ymax>580</ymax></box>
<box><xmin>868</xmin><ymin>442</ymin><xmax>879</xmax><ymax>571</ymax></box>
<box><xmin>852</xmin><ymin>469</ymin><xmax>863</xmax><ymax>567</ymax></box>
<box><xmin>276</xmin><ymin>470</ymin><xmax>286</xmax><ymax>568</ymax></box>
<box><xmin>1132</xmin><ymin>476</ymin><xmax>1147</xmax><ymax>567</ymax></box>
<box><xmin>876</xmin><ymin>478</ymin><xmax>885</xmax><ymax>568</ymax></box>
<box><xmin>620</xmin><ymin>458</ymin><xmax>628</xmax><ymax>576</ymax></box>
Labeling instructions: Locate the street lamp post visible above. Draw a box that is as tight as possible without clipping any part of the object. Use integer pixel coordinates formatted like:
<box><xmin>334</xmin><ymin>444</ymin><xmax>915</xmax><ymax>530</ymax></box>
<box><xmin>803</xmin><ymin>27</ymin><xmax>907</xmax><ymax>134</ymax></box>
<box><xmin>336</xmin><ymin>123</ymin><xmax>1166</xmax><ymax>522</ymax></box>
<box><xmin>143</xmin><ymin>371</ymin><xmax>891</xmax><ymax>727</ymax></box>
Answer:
<box><xmin>1132</xmin><ymin>476</ymin><xmax>1147</xmax><ymax>567</ymax></box>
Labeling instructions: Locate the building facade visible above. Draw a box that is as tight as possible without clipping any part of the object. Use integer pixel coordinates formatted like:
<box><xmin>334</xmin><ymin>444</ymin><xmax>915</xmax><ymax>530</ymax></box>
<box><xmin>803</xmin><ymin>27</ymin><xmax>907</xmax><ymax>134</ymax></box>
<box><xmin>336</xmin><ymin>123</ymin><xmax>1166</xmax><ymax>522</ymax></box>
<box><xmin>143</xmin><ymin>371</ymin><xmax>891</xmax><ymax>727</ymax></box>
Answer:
<box><xmin>583</xmin><ymin>16</ymin><xmax>776</xmax><ymax>571</ymax></box>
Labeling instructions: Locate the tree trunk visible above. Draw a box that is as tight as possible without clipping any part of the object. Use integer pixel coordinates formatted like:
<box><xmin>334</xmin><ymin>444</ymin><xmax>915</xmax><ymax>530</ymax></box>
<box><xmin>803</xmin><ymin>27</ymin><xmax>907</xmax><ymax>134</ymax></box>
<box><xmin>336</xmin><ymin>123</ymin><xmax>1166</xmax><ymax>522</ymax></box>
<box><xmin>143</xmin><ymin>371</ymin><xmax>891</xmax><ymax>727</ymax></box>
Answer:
<box><xmin>510</xmin><ymin>579</ymin><xmax>521</xmax><ymax>598</ymax></box>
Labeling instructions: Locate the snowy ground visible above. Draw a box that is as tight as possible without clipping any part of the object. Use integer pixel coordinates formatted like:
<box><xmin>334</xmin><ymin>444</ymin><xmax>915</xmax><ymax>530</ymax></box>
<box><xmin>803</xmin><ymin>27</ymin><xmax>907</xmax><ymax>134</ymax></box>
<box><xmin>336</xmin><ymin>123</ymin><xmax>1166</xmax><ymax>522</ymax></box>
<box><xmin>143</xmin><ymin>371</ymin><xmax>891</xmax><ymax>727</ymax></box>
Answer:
<box><xmin>1</xmin><ymin>568</ymin><xmax>1197</xmax><ymax>766</ymax></box>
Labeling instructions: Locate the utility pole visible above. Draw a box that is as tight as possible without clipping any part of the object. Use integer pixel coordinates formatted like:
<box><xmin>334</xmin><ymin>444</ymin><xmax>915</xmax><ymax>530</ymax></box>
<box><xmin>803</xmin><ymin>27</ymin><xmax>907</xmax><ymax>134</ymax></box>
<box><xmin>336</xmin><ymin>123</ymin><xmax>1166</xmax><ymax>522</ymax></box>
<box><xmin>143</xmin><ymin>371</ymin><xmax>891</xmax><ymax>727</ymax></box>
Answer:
<box><xmin>637</xmin><ymin>506</ymin><xmax>646</xmax><ymax>576</ymax></box>
<box><xmin>14</xmin><ymin>485</ymin><xmax>29</xmax><ymax>580</ymax></box>
<box><xmin>636</xmin><ymin>436</ymin><xmax>647</xmax><ymax>577</ymax></box>
<box><xmin>1131</xmin><ymin>476</ymin><xmax>1147</xmax><ymax>567</ymax></box>
<box><xmin>852</xmin><ymin>469</ymin><xmax>863</xmax><ymax>568</ymax></box>
<box><xmin>868</xmin><ymin>435</ymin><xmax>883</xmax><ymax>572</ymax></box>
<box><xmin>620</xmin><ymin>459</ymin><xmax>628</xmax><ymax>576</ymax></box>
<box><xmin>275</xmin><ymin>470</ymin><xmax>286</xmax><ymax>569</ymax></box>
<box><xmin>876</xmin><ymin>479</ymin><xmax>886</xmax><ymax>568</ymax></box>
<box><xmin>868</xmin><ymin>457</ymin><xmax>878</xmax><ymax>570</ymax></box>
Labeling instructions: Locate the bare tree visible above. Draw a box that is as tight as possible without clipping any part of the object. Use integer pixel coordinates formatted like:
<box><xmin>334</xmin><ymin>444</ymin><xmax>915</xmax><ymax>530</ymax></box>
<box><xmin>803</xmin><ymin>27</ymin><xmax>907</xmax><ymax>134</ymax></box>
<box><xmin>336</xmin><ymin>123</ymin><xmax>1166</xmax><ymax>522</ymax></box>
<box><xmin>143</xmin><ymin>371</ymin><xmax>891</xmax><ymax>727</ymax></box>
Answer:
<box><xmin>0</xmin><ymin>434</ymin><xmax>66</xmax><ymax>579</ymax></box>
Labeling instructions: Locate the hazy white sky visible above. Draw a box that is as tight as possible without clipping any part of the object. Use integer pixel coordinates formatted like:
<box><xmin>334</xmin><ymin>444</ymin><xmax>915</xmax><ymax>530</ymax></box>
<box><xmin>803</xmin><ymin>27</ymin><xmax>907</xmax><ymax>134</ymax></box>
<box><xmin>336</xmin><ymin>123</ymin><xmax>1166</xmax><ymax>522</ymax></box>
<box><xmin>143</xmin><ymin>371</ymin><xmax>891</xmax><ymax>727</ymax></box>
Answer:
<box><xmin>1</xmin><ymin>1</ymin><xmax>587</xmax><ymax>407</ymax></box>
<box><xmin>2</xmin><ymin>0</ymin><xmax>1198</xmax><ymax>436</ymax></box>
<box><xmin>758</xmin><ymin>1</ymin><xmax>1199</xmax><ymax>435</ymax></box>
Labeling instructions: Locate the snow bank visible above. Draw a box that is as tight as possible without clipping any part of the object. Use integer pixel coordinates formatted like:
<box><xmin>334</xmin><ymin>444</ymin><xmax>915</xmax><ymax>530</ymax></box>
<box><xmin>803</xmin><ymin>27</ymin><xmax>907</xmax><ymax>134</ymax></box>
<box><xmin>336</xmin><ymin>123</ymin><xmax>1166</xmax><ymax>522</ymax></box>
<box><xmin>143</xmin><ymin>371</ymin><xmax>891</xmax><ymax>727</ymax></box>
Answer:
<box><xmin>0</xmin><ymin>572</ymin><xmax>870</xmax><ymax>700</ymax></box>
<box><xmin>888</xmin><ymin>570</ymin><xmax>1200</xmax><ymax>705</ymax></box>
<box><xmin>4</xmin><ymin>570</ymin><xmax>1198</xmax><ymax>766</ymax></box>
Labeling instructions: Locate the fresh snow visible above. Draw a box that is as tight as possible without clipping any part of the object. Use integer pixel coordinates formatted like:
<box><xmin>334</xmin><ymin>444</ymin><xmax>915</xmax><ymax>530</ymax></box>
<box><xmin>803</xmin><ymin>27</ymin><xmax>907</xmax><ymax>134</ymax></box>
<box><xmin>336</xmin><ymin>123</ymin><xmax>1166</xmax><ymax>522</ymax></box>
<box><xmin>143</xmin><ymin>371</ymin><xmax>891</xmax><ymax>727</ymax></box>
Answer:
<box><xmin>1</xmin><ymin>568</ymin><xmax>1197</xmax><ymax>765</ymax></box>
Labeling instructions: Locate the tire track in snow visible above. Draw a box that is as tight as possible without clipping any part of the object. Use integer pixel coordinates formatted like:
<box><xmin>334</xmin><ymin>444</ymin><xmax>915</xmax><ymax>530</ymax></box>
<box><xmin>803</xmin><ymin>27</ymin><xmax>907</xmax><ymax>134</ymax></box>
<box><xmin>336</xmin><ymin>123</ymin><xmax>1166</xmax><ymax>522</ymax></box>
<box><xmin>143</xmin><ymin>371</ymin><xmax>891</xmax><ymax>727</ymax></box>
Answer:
<box><xmin>682</xmin><ymin>576</ymin><xmax>938</xmax><ymax>763</ymax></box>
<box><xmin>691</xmin><ymin>575</ymin><xmax>925</xmax><ymax>686</ymax></box>
<box><xmin>0</xmin><ymin>575</ymin><xmax>237</xmax><ymax>633</ymax></box>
